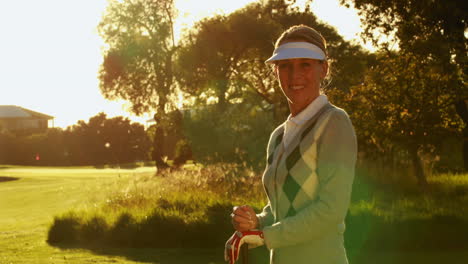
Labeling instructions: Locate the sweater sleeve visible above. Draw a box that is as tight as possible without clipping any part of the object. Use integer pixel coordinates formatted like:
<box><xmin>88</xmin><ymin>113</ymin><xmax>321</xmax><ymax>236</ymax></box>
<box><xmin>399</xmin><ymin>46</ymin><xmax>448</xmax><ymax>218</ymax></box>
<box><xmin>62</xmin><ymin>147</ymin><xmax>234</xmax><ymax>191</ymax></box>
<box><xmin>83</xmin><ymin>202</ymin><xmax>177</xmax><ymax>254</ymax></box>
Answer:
<box><xmin>257</xmin><ymin>202</ymin><xmax>274</xmax><ymax>229</ymax></box>
<box><xmin>262</xmin><ymin>110</ymin><xmax>357</xmax><ymax>249</ymax></box>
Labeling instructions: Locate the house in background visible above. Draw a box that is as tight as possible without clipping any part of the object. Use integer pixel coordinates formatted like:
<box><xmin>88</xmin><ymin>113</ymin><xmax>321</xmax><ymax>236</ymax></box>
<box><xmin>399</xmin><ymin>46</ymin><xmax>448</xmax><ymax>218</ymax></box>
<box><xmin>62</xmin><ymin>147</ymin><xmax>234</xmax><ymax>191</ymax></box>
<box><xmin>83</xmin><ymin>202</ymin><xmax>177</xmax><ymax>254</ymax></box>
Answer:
<box><xmin>0</xmin><ymin>105</ymin><xmax>54</xmax><ymax>134</ymax></box>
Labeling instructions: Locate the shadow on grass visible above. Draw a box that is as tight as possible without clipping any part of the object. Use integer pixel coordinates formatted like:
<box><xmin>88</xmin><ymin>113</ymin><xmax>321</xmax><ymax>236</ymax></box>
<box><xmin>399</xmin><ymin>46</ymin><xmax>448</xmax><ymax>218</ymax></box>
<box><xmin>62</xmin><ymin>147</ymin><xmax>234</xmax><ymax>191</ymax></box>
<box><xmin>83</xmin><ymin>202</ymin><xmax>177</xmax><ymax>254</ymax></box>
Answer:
<box><xmin>93</xmin><ymin>164</ymin><xmax>140</xmax><ymax>169</ymax></box>
<box><xmin>49</xmin><ymin>243</ymin><xmax>225</xmax><ymax>264</ymax></box>
<box><xmin>93</xmin><ymin>162</ymin><xmax>154</xmax><ymax>170</ymax></box>
<box><xmin>0</xmin><ymin>176</ymin><xmax>19</xmax><ymax>183</ymax></box>
<box><xmin>48</xmin><ymin>239</ymin><xmax>468</xmax><ymax>264</ymax></box>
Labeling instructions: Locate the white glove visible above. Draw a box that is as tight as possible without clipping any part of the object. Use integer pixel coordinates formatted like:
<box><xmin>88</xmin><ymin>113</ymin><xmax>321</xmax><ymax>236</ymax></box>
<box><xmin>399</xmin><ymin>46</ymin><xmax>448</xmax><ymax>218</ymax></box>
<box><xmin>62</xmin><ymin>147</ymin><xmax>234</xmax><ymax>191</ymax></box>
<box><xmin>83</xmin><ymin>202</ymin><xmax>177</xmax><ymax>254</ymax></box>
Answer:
<box><xmin>224</xmin><ymin>230</ymin><xmax>264</xmax><ymax>264</ymax></box>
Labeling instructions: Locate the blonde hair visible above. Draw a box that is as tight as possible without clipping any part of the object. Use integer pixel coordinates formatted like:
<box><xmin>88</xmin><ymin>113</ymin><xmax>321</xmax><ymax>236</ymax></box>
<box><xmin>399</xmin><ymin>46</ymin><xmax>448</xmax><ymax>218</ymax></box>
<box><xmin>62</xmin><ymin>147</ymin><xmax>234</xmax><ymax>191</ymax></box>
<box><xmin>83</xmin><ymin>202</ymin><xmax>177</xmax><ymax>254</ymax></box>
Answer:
<box><xmin>275</xmin><ymin>25</ymin><xmax>328</xmax><ymax>59</ymax></box>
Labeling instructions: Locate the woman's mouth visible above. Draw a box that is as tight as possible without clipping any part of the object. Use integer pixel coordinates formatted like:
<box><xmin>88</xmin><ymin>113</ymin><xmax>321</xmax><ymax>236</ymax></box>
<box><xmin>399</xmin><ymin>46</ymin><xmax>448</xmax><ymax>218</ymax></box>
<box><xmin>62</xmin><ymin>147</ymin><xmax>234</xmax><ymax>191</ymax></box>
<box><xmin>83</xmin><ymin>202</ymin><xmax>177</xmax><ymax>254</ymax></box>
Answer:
<box><xmin>290</xmin><ymin>85</ymin><xmax>304</xmax><ymax>90</ymax></box>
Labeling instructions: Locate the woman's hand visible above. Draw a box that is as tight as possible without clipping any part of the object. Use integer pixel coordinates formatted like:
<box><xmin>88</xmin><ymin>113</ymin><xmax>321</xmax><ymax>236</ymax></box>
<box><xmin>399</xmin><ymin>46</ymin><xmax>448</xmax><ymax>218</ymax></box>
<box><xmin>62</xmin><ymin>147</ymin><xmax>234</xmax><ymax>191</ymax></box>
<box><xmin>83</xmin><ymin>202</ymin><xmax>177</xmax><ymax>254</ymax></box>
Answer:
<box><xmin>231</xmin><ymin>205</ymin><xmax>258</xmax><ymax>231</ymax></box>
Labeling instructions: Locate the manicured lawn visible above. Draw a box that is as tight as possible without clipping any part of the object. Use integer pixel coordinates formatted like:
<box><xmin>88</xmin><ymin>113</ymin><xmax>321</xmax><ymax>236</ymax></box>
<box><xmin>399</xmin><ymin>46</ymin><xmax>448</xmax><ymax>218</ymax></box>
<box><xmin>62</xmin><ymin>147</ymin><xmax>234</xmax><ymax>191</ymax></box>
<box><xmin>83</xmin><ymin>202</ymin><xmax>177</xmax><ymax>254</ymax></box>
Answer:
<box><xmin>1</xmin><ymin>165</ymin><xmax>467</xmax><ymax>263</ymax></box>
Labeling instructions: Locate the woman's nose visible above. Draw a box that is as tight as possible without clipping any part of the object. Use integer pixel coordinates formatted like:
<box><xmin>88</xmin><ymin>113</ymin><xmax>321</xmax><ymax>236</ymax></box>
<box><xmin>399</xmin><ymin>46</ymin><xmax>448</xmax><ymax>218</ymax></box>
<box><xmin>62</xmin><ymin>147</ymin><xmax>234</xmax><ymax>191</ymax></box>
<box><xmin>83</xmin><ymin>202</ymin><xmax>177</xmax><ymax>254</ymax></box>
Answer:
<box><xmin>288</xmin><ymin>64</ymin><xmax>302</xmax><ymax>80</ymax></box>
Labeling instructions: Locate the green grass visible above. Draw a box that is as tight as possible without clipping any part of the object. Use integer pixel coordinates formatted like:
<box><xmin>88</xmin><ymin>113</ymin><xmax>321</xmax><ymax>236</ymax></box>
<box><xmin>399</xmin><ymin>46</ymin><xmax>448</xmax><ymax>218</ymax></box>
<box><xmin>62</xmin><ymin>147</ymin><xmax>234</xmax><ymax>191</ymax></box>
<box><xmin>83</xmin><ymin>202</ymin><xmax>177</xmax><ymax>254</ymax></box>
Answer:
<box><xmin>1</xmin><ymin>165</ymin><xmax>468</xmax><ymax>263</ymax></box>
<box><xmin>0</xmin><ymin>165</ymin><xmax>224</xmax><ymax>264</ymax></box>
<box><xmin>349</xmin><ymin>172</ymin><xmax>468</xmax><ymax>221</ymax></box>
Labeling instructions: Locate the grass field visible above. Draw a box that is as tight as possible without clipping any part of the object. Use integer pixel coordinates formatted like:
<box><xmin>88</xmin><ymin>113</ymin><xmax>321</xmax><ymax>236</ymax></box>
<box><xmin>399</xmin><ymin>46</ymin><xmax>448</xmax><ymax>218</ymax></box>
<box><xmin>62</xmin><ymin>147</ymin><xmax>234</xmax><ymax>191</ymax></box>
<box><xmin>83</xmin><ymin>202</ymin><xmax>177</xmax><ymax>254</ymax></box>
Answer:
<box><xmin>0</xmin><ymin>166</ymin><xmax>223</xmax><ymax>264</ymax></box>
<box><xmin>1</xmin><ymin>165</ymin><xmax>468</xmax><ymax>264</ymax></box>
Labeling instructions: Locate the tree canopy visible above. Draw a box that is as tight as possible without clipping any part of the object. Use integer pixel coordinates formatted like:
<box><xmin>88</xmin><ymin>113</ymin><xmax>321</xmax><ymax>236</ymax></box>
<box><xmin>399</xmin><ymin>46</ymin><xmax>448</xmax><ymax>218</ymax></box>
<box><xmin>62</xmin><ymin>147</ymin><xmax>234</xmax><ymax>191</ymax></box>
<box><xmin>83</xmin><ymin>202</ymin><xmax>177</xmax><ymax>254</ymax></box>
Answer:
<box><xmin>341</xmin><ymin>0</ymin><xmax>467</xmax><ymax>175</ymax></box>
<box><xmin>65</xmin><ymin>113</ymin><xmax>150</xmax><ymax>166</ymax></box>
<box><xmin>177</xmin><ymin>0</ymin><xmax>371</xmax><ymax>121</ymax></box>
<box><xmin>98</xmin><ymin>0</ymin><xmax>177</xmax><ymax>116</ymax></box>
<box><xmin>341</xmin><ymin>0</ymin><xmax>466</xmax><ymax>99</ymax></box>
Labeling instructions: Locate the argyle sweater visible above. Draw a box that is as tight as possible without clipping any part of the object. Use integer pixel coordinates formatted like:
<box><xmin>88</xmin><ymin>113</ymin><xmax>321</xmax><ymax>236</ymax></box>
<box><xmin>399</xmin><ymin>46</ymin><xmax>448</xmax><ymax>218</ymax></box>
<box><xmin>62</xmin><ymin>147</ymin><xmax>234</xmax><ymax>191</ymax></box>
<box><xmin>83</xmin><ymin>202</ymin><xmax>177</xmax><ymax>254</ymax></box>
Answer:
<box><xmin>257</xmin><ymin>102</ymin><xmax>357</xmax><ymax>264</ymax></box>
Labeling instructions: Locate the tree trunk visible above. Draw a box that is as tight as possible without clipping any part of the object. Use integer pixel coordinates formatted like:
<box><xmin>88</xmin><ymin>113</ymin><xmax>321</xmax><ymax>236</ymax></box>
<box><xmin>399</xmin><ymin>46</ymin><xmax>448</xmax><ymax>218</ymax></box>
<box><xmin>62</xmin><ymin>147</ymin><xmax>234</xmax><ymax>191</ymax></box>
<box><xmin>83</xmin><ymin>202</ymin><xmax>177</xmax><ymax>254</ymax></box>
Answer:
<box><xmin>216</xmin><ymin>79</ymin><xmax>228</xmax><ymax>111</ymax></box>
<box><xmin>463</xmin><ymin>131</ymin><xmax>468</xmax><ymax>172</ymax></box>
<box><xmin>410</xmin><ymin>146</ymin><xmax>427</xmax><ymax>186</ymax></box>
<box><xmin>455</xmin><ymin>100</ymin><xmax>468</xmax><ymax>172</ymax></box>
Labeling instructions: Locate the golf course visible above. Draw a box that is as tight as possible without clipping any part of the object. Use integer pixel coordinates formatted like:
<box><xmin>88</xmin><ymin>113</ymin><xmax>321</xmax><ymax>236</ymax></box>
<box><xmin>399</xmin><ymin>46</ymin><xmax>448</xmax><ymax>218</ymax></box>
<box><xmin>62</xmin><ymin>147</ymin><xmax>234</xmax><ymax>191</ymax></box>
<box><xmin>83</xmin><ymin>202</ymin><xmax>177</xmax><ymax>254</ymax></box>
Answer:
<box><xmin>0</xmin><ymin>166</ymin><xmax>223</xmax><ymax>264</ymax></box>
<box><xmin>1</xmin><ymin>165</ymin><xmax>468</xmax><ymax>264</ymax></box>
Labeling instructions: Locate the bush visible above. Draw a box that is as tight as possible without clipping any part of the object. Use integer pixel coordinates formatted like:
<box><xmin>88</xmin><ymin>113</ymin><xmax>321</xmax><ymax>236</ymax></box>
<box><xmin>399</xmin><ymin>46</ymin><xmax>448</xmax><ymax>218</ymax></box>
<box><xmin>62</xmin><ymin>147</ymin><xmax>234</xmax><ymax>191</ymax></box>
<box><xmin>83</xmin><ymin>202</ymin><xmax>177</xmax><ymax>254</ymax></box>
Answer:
<box><xmin>47</xmin><ymin>213</ymin><xmax>82</xmax><ymax>244</ymax></box>
<box><xmin>183</xmin><ymin>103</ymin><xmax>275</xmax><ymax>170</ymax></box>
<box><xmin>82</xmin><ymin>216</ymin><xmax>109</xmax><ymax>244</ymax></box>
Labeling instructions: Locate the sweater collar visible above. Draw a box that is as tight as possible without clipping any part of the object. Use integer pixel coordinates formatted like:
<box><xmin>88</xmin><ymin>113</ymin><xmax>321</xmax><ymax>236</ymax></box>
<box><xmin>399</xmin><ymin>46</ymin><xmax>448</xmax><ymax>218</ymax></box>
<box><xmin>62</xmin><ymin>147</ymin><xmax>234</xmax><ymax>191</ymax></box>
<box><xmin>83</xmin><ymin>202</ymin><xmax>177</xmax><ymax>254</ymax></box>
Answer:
<box><xmin>287</xmin><ymin>95</ymin><xmax>328</xmax><ymax>126</ymax></box>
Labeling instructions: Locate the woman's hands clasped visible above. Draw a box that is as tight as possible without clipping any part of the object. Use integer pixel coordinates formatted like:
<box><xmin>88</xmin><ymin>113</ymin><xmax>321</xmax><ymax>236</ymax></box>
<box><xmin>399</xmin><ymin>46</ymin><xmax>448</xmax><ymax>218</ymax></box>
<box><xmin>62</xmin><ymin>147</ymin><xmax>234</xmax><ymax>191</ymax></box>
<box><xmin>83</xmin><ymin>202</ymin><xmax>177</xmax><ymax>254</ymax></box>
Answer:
<box><xmin>231</xmin><ymin>205</ymin><xmax>258</xmax><ymax>231</ymax></box>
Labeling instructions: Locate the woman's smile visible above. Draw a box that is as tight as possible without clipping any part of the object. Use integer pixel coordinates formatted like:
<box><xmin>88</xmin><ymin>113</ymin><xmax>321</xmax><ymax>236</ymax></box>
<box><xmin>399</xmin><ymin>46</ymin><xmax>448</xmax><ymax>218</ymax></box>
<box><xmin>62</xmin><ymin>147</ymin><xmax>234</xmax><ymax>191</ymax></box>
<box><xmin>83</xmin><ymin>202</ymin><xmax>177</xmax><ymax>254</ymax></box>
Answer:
<box><xmin>290</xmin><ymin>85</ymin><xmax>305</xmax><ymax>90</ymax></box>
<box><xmin>275</xmin><ymin>58</ymin><xmax>328</xmax><ymax>116</ymax></box>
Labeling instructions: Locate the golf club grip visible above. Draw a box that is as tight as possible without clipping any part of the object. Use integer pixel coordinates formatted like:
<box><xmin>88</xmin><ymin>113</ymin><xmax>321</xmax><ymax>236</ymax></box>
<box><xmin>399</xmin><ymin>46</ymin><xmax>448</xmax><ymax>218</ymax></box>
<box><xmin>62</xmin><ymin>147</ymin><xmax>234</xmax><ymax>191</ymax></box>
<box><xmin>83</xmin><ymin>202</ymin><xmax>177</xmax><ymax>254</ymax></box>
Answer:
<box><xmin>241</xmin><ymin>243</ymin><xmax>248</xmax><ymax>264</ymax></box>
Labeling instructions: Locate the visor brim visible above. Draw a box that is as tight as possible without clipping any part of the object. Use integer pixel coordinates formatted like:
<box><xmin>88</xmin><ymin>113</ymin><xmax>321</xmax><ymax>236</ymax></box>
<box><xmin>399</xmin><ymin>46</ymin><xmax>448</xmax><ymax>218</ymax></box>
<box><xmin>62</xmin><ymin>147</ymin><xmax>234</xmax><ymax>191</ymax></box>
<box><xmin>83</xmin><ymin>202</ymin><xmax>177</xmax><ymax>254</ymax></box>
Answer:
<box><xmin>265</xmin><ymin>48</ymin><xmax>325</xmax><ymax>64</ymax></box>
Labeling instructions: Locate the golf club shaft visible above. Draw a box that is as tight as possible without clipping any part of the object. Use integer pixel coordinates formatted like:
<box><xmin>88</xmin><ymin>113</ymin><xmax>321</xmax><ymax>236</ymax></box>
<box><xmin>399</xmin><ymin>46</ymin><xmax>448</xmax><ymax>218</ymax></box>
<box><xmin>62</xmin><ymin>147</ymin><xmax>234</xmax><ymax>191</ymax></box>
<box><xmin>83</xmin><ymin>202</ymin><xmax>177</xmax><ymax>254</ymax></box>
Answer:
<box><xmin>241</xmin><ymin>243</ymin><xmax>248</xmax><ymax>264</ymax></box>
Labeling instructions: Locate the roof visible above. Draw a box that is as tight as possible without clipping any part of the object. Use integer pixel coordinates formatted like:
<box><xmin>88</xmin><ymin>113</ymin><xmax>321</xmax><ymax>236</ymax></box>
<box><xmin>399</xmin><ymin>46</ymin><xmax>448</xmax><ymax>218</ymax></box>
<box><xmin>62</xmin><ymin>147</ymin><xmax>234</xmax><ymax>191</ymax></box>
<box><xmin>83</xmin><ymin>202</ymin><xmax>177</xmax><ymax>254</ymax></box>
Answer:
<box><xmin>0</xmin><ymin>105</ymin><xmax>54</xmax><ymax>120</ymax></box>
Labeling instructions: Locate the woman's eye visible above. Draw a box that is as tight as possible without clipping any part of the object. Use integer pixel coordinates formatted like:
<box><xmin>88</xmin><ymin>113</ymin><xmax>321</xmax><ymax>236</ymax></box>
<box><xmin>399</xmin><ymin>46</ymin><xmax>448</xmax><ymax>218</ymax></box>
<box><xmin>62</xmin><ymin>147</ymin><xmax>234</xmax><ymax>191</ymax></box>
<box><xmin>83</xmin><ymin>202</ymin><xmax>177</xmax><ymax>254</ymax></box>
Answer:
<box><xmin>278</xmin><ymin>63</ymin><xmax>289</xmax><ymax>69</ymax></box>
<box><xmin>301</xmin><ymin>62</ymin><xmax>311</xmax><ymax>67</ymax></box>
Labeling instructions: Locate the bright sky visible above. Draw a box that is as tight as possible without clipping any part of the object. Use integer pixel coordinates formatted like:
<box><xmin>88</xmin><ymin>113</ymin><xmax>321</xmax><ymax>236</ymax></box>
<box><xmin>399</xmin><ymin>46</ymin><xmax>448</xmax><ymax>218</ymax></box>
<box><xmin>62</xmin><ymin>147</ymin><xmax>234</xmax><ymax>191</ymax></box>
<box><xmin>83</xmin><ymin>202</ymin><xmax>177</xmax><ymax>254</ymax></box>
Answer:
<box><xmin>0</xmin><ymin>0</ymin><xmax>363</xmax><ymax>129</ymax></box>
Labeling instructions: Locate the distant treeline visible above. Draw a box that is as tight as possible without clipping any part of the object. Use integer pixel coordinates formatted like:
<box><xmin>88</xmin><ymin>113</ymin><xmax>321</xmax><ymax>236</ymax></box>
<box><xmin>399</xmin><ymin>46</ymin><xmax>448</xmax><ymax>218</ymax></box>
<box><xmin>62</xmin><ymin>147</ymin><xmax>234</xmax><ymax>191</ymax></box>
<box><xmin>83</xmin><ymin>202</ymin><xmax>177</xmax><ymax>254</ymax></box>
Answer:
<box><xmin>0</xmin><ymin>103</ymin><xmax>464</xmax><ymax>178</ymax></box>
<box><xmin>0</xmin><ymin>104</ymin><xmax>275</xmax><ymax>169</ymax></box>
<box><xmin>0</xmin><ymin>113</ymin><xmax>150</xmax><ymax>167</ymax></box>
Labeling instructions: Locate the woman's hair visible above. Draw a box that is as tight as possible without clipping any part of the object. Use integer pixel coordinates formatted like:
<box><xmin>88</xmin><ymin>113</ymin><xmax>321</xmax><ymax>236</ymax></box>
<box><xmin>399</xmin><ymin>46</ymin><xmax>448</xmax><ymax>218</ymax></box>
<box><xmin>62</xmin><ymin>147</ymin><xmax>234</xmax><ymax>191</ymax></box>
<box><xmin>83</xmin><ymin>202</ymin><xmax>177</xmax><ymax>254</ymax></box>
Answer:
<box><xmin>275</xmin><ymin>24</ymin><xmax>327</xmax><ymax>58</ymax></box>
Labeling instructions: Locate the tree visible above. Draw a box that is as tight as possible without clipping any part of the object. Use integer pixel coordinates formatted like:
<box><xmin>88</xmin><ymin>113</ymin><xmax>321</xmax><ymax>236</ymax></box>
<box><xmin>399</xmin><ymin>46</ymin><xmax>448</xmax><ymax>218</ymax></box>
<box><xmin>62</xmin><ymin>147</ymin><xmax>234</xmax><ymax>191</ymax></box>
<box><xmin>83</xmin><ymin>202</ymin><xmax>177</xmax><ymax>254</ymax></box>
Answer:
<box><xmin>98</xmin><ymin>0</ymin><xmax>177</xmax><ymax>167</ymax></box>
<box><xmin>341</xmin><ymin>0</ymin><xmax>468</xmax><ymax>172</ymax></box>
<box><xmin>177</xmin><ymin>0</ymin><xmax>371</xmax><ymax>122</ymax></box>
<box><xmin>98</xmin><ymin>0</ymin><xmax>177</xmax><ymax>115</ymax></box>
<box><xmin>176</xmin><ymin>6</ymin><xmax>279</xmax><ymax>111</ymax></box>
<box><xmin>64</xmin><ymin>113</ymin><xmax>150</xmax><ymax>166</ymax></box>
<box><xmin>346</xmin><ymin>52</ymin><xmax>463</xmax><ymax>185</ymax></box>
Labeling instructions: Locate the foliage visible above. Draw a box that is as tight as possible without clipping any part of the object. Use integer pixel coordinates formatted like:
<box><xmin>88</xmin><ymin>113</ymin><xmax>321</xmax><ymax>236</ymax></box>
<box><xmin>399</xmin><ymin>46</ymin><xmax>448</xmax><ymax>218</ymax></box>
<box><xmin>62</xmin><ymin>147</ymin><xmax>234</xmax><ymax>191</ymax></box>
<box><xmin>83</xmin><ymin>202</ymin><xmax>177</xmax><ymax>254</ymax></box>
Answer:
<box><xmin>341</xmin><ymin>0</ymin><xmax>467</xmax><ymax>109</ymax></box>
<box><xmin>47</xmin><ymin>163</ymin><xmax>266</xmax><ymax>247</ymax></box>
<box><xmin>341</xmin><ymin>0</ymin><xmax>468</xmax><ymax>172</ymax></box>
<box><xmin>0</xmin><ymin>128</ymin><xmax>68</xmax><ymax>165</ymax></box>
<box><xmin>341</xmin><ymin>0</ymin><xmax>467</xmax><ymax>62</ymax></box>
<box><xmin>342</xmin><ymin>52</ymin><xmax>464</xmax><ymax>184</ymax></box>
<box><xmin>177</xmin><ymin>0</ymin><xmax>372</xmax><ymax>122</ymax></box>
<box><xmin>98</xmin><ymin>0</ymin><xmax>177</xmax><ymax>115</ymax></box>
<box><xmin>65</xmin><ymin>113</ymin><xmax>150</xmax><ymax>166</ymax></box>
<box><xmin>176</xmin><ymin>3</ymin><xmax>279</xmax><ymax>110</ymax></box>
<box><xmin>0</xmin><ymin>114</ymin><xmax>150</xmax><ymax>166</ymax></box>
<box><xmin>182</xmin><ymin>103</ymin><xmax>276</xmax><ymax>170</ymax></box>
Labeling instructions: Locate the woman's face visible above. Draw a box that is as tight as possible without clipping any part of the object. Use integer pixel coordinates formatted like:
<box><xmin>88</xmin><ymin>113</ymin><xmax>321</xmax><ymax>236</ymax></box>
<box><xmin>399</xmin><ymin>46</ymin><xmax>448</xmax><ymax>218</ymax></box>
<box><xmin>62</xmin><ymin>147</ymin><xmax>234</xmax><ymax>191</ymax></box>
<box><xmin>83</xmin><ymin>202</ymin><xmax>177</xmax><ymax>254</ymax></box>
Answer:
<box><xmin>275</xmin><ymin>58</ymin><xmax>328</xmax><ymax>116</ymax></box>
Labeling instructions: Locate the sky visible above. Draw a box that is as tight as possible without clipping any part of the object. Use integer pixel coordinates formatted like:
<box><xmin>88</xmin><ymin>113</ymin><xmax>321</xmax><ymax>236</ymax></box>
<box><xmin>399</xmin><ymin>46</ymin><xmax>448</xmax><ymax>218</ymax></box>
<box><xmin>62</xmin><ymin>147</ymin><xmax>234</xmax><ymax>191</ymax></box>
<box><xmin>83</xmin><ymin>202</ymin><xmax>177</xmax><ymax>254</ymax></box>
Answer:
<box><xmin>0</xmin><ymin>0</ymin><xmax>363</xmax><ymax>129</ymax></box>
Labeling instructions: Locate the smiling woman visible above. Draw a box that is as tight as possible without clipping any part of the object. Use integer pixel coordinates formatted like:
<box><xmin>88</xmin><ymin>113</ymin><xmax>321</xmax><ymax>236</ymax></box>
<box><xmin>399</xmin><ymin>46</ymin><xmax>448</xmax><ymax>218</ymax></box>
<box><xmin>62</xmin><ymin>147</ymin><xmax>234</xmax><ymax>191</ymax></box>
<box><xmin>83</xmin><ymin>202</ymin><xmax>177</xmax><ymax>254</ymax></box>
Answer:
<box><xmin>228</xmin><ymin>24</ymin><xmax>357</xmax><ymax>264</ymax></box>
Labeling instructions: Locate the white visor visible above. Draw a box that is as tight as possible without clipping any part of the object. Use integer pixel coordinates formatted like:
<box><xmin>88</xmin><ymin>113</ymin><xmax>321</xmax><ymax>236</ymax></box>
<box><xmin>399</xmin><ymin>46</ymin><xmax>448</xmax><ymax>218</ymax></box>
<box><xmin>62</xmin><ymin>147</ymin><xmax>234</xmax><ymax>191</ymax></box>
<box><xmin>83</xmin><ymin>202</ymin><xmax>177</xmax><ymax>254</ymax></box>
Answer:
<box><xmin>265</xmin><ymin>42</ymin><xmax>326</xmax><ymax>64</ymax></box>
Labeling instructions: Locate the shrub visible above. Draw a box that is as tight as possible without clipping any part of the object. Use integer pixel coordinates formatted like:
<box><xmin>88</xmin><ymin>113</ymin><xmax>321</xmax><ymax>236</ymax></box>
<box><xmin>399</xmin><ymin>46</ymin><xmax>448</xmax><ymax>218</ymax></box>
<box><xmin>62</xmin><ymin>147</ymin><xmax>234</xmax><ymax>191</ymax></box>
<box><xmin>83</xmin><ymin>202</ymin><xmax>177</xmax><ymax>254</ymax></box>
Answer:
<box><xmin>47</xmin><ymin>213</ymin><xmax>81</xmax><ymax>244</ymax></box>
<box><xmin>183</xmin><ymin>103</ymin><xmax>275</xmax><ymax>170</ymax></box>
<box><xmin>108</xmin><ymin>213</ymin><xmax>139</xmax><ymax>247</ymax></box>
<box><xmin>81</xmin><ymin>216</ymin><xmax>109</xmax><ymax>244</ymax></box>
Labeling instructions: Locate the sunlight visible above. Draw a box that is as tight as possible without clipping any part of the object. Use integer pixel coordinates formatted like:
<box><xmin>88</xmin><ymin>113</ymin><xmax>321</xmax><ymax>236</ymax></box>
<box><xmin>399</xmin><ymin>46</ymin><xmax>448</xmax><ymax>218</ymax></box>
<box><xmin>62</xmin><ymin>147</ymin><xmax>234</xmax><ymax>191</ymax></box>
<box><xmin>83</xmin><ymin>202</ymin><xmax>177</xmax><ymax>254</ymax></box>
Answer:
<box><xmin>0</xmin><ymin>0</ymin><xmax>365</xmax><ymax>129</ymax></box>
<box><xmin>309</xmin><ymin>0</ymin><xmax>361</xmax><ymax>40</ymax></box>
<box><xmin>174</xmin><ymin>0</ymin><xmax>255</xmax><ymax>43</ymax></box>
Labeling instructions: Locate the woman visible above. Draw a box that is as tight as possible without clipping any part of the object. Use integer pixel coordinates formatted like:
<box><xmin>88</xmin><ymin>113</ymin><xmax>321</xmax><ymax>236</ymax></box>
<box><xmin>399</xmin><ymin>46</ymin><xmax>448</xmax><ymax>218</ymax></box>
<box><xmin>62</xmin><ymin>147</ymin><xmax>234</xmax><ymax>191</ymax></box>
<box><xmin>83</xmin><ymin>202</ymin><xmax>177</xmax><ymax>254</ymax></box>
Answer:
<box><xmin>226</xmin><ymin>25</ymin><xmax>357</xmax><ymax>264</ymax></box>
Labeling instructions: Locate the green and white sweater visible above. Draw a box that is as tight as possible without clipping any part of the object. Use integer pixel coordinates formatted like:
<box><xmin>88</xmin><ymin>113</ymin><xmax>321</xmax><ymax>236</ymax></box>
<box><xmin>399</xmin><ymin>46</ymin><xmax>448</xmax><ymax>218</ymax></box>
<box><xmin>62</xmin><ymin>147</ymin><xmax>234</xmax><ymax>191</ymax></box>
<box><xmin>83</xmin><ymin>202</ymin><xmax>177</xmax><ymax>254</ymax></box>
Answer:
<box><xmin>257</xmin><ymin>102</ymin><xmax>357</xmax><ymax>264</ymax></box>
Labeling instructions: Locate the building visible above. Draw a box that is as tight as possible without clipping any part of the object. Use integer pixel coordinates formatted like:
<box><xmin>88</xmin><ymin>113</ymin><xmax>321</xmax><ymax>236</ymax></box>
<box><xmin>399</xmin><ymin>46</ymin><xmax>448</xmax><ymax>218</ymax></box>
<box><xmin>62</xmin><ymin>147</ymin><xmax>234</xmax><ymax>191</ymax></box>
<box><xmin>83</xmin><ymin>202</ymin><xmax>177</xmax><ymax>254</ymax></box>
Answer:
<box><xmin>0</xmin><ymin>105</ymin><xmax>54</xmax><ymax>134</ymax></box>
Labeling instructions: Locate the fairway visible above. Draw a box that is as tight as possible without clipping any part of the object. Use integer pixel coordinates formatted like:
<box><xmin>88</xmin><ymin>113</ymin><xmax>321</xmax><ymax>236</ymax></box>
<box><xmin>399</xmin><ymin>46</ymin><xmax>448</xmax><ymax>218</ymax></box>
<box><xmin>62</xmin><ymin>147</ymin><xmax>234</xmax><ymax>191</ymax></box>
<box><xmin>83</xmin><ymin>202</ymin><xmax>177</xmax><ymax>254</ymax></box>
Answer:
<box><xmin>0</xmin><ymin>166</ymin><xmax>222</xmax><ymax>264</ymax></box>
<box><xmin>1</xmin><ymin>166</ymin><xmax>467</xmax><ymax>264</ymax></box>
